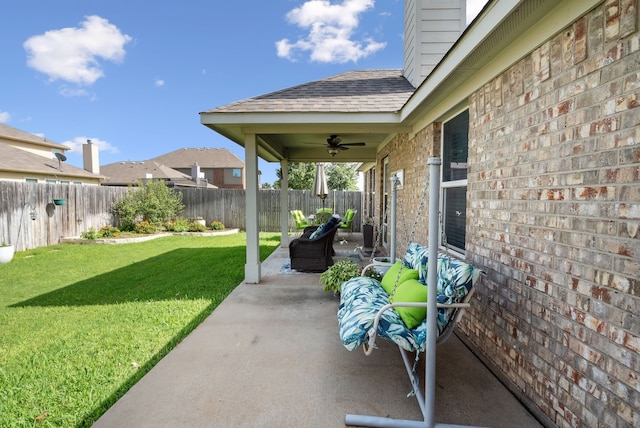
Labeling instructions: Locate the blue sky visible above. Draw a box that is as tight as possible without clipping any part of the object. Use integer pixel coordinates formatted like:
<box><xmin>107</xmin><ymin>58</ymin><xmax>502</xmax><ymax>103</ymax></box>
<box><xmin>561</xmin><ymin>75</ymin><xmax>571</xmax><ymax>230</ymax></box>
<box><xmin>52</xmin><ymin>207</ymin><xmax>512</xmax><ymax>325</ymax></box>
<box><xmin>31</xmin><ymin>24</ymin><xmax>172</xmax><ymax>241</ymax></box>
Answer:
<box><xmin>1</xmin><ymin>0</ymin><xmax>486</xmax><ymax>186</ymax></box>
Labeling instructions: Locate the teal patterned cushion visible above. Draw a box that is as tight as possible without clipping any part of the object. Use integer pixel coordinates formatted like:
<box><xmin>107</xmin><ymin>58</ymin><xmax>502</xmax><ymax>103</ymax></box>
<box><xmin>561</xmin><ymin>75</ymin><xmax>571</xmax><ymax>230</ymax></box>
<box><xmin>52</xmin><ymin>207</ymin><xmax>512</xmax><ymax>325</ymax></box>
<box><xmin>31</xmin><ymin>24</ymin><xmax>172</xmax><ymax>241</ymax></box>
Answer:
<box><xmin>309</xmin><ymin>215</ymin><xmax>340</xmax><ymax>239</ymax></box>
<box><xmin>337</xmin><ymin>245</ymin><xmax>481</xmax><ymax>352</ymax></box>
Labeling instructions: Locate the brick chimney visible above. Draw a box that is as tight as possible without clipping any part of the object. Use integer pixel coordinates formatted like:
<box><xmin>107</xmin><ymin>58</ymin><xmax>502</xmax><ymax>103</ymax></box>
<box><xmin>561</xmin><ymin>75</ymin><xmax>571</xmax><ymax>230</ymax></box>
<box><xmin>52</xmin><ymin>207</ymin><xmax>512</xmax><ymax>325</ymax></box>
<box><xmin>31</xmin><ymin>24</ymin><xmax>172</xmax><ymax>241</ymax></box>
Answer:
<box><xmin>191</xmin><ymin>163</ymin><xmax>201</xmax><ymax>184</ymax></box>
<box><xmin>403</xmin><ymin>0</ymin><xmax>467</xmax><ymax>88</ymax></box>
<box><xmin>83</xmin><ymin>139</ymin><xmax>100</xmax><ymax>174</ymax></box>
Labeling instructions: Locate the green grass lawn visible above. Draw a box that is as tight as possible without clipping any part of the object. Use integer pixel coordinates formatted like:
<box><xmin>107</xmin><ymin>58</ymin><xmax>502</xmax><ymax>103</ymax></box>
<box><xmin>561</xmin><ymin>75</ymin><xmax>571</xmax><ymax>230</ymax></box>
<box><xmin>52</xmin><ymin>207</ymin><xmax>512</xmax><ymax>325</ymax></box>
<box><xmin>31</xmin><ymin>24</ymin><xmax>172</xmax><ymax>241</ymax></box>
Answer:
<box><xmin>0</xmin><ymin>232</ymin><xmax>280</xmax><ymax>427</ymax></box>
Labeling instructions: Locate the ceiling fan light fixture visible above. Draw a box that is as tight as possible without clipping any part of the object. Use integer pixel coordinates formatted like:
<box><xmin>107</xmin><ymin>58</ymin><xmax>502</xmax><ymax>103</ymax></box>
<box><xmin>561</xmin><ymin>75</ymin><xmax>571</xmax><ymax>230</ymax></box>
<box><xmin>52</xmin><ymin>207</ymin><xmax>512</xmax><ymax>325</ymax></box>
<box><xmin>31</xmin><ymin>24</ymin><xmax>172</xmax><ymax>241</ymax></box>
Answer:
<box><xmin>327</xmin><ymin>147</ymin><xmax>340</xmax><ymax>157</ymax></box>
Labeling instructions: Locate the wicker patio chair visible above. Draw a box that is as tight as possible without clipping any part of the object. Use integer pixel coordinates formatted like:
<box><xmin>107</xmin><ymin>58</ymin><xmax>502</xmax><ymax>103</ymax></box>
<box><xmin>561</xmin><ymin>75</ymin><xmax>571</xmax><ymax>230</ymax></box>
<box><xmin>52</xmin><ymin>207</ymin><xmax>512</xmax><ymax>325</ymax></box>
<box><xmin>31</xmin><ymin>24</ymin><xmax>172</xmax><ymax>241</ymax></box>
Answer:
<box><xmin>289</xmin><ymin>219</ymin><xmax>341</xmax><ymax>272</ymax></box>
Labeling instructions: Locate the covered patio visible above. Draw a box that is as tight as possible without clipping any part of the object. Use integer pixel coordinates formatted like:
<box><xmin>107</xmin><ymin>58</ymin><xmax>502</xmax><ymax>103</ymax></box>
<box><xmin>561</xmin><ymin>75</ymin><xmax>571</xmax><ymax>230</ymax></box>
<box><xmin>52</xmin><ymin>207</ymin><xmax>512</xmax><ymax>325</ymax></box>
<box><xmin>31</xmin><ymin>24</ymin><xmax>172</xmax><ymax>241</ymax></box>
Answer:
<box><xmin>93</xmin><ymin>232</ymin><xmax>543</xmax><ymax>427</ymax></box>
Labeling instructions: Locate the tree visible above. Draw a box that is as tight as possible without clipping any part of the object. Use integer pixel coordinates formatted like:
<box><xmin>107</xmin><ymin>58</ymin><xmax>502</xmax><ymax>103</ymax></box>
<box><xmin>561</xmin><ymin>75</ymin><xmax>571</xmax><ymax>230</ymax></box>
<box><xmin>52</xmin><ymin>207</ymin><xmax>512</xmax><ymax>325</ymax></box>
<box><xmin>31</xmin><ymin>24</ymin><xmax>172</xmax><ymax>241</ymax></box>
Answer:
<box><xmin>112</xmin><ymin>180</ymin><xmax>185</xmax><ymax>231</ymax></box>
<box><xmin>274</xmin><ymin>162</ymin><xmax>316</xmax><ymax>189</ymax></box>
<box><xmin>326</xmin><ymin>162</ymin><xmax>359</xmax><ymax>191</ymax></box>
<box><xmin>274</xmin><ymin>162</ymin><xmax>359</xmax><ymax>190</ymax></box>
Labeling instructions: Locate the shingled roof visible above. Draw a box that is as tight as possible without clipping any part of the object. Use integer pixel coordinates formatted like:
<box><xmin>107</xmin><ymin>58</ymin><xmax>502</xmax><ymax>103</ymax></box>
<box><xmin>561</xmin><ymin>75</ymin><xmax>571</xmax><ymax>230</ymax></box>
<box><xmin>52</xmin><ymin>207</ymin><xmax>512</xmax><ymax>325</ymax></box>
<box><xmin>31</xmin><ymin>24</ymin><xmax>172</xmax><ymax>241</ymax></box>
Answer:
<box><xmin>0</xmin><ymin>142</ymin><xmax>102</xmax><ymax>180</ymax></box>
<box><xmin>151</xmin><ymin>148</ymin><xmax>244</xmax><ymax>169</ymax></box>
<box><xmin>204</xmin><ymin>69</ymin><xmax>415</xmax><ymax>114</ymax></box>
<box><xmin>0</xmin><ymin>123</ymin><xmax>68</xmax><ymax>150</ymax></box>
<box><xmin>100</xmin><ymin>160</ymin><xmax>216</xmax><ymax>188</ymax></box>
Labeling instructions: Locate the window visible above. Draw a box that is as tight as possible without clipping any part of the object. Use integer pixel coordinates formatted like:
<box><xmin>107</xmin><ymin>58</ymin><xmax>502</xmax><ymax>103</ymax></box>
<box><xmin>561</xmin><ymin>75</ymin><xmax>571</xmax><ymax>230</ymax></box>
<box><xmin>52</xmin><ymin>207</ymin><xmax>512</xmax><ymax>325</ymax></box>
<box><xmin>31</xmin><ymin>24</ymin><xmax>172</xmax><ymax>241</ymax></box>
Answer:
<box><xmin>232</xmin><ymin>168</ymin><xmax>241</xmax><ymax>177</ymax></box>
<box><xmin>382</xmin><ymin>157</ymin><xmax>390</xmax><ymax>248</ymax></box>
<box><xmin>366</xmin><ymin>167</ymin><xmax>375</xmax><ymax>218</ymax></box>
<box><xmin>25</xmin><ymin>178</ymin><xmax>38</xmax><ymax>183</ymax></box>
<box><xmin>441</xmin><ymin>109</ymin><xmax>469</xmax><ymax>253</ymax></box>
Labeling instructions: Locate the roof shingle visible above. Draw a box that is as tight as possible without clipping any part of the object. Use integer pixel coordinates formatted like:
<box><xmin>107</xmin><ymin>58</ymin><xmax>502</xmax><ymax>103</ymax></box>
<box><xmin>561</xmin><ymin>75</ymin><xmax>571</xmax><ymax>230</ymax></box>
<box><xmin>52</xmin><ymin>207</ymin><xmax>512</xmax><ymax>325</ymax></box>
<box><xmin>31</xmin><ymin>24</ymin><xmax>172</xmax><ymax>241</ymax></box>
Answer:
<box><xmin>203</xmin><ymin>70</ymin><xmax>415</xmax><ymax>114</ymax></box>
<box><xmin>151</xmin><ymin>148</ymin><xmax>244</xmax><ymax>168</ymax></box>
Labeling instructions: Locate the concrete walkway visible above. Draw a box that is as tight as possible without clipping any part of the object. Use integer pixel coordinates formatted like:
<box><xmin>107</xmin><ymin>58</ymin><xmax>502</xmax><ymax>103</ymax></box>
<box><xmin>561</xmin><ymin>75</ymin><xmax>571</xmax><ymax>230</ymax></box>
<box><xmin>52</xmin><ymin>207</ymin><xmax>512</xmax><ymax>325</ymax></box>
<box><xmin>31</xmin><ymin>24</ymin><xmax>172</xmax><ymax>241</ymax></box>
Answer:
<box><xmin>93</xmin><ymin>235</ymin><xmax>543</xmax><ymax>428</ymax></box>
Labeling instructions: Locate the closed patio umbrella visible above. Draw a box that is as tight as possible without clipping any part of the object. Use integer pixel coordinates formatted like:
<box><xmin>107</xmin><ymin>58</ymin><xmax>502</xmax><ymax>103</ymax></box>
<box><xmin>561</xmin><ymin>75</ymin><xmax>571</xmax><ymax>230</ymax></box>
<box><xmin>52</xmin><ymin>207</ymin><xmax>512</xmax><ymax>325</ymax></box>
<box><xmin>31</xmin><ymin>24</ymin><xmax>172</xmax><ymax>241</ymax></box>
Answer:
<box><xmin>313</xmin><ymin>162</ymin><xmax>329</xmax><ymax>210</ymax></box>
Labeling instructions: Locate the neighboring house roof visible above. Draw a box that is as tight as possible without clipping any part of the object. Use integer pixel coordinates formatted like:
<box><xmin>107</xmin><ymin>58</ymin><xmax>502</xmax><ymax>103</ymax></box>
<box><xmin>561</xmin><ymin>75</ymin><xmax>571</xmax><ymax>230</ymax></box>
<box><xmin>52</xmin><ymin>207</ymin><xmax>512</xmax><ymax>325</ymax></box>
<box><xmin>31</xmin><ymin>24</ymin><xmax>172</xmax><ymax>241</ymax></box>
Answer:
<box><xmin>100</xmin><ymin>160</ymin><xmax>217</xmax><ymax>188</ymax></box>
<box><xmin>0</xmin><ymin>122</ymin><xmax>68</xmax><ymax>151</ymax></box>
<box><xmin>0</xmin><ymin>142</ymin><xmax>103</xmax><ymax>180</ymax></box>
<box><xmin>151</xmin><ymin>147</ymin><xmax>244</xmax><ymax>169</ymax></box>
<box><xmin>207</xmin><ymin>70</ymin><xmax>415</xmax><ymax>114</ymax></box>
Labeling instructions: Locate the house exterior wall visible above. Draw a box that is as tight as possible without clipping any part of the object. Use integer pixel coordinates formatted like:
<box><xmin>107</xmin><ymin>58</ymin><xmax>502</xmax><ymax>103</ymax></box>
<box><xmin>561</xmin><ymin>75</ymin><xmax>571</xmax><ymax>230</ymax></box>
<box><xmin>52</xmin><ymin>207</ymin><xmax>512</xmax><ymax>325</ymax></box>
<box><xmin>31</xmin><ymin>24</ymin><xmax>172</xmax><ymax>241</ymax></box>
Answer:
<box><xmin>376</xmin><ymin>1</ymin><xmax>639</xmax><ymax>426</ymax></box>
<box><xmin>403</xmin><ymin>0</ymin><xmax>466</xmax><ymax>88</ymax></box>
<box><xmin>375</xmin><ymin>126</ymin><xmax>440</xmax><ymax>252</ymax></box>
<box><xmin>175</xmin><ymin>167</ymin><xmax>245</xmax><ymax>189</ymax></box>
<box><xmin>211</xmin><ymin>168</ymin><xmax>244</xmax><ymax>189</ymax></box>
<box><xmin>464</xmin><ymin>3</ymin><xmax>640</xmax><ymax>426</ymax></box>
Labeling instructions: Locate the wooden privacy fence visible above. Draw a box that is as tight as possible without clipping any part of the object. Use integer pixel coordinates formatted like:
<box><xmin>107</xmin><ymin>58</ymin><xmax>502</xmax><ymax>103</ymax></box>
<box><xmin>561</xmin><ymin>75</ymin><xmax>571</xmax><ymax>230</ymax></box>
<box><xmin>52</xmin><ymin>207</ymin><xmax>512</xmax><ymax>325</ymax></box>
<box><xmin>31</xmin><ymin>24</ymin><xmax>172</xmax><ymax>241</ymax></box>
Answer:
<box><xmin>0</xmin><ymin>182</ymin><xmax>362</xmax><ymax>251</ymax></box>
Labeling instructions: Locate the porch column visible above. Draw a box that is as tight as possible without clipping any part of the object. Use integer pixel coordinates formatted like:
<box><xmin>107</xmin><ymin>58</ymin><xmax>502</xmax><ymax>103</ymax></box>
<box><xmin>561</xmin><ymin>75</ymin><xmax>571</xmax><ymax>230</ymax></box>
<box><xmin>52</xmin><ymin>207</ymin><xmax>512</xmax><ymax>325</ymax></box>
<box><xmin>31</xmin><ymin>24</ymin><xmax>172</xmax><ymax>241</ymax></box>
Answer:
<box><xmin>244</xmin><ymin>133</ymin><xmax>261</xmax><ymax>283</ymax></box>
<box><xmin>280</xmin><ymin>158</ymin><xmax>289</xmax><ymax>248</ymax></box>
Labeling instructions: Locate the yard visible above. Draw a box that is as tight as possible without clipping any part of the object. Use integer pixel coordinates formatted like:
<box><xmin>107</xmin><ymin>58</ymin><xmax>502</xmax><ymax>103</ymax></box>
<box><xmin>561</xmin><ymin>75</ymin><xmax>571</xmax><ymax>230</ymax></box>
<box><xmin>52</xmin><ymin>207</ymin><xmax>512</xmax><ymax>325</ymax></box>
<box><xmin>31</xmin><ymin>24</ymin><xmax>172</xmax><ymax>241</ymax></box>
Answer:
<box><xmin>0</xmin><ymin>232</ymin><xmax>280</xmax><ymax>427</ymax></box>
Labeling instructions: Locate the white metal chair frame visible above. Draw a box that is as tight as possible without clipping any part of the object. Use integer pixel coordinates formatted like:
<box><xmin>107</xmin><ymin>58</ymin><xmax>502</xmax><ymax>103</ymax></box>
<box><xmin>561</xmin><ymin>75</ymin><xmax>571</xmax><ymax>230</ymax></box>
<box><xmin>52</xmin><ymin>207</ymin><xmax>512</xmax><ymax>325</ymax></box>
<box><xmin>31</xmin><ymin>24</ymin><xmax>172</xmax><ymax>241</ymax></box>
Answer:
<box><xmin>344</xmin><ymin>158</ymin><xmax>484</xmax><ymax>428</ymax></box>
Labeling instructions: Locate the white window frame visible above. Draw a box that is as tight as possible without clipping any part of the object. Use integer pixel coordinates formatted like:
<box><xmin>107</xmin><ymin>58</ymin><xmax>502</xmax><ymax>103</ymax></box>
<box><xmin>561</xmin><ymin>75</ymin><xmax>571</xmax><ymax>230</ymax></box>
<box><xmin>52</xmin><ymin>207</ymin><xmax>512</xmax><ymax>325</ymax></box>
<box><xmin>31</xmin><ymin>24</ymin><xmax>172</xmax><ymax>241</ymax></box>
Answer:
<box><xmin>382</xmin><ymin>156</ymin><xmax>390</xmax><ymax>248</ymax></box>
<box><xmin>440</xmin><ymin>109</ymin><xmax>469</xmax><ymax>257</ymax></box>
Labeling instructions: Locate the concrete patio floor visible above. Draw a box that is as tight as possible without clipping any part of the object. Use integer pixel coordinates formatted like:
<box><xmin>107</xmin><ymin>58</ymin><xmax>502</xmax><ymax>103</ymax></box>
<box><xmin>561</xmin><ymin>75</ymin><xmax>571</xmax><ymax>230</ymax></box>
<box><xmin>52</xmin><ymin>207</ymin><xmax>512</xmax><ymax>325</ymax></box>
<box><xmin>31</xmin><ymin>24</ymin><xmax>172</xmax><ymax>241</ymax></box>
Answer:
<box><xmin>93</xmin><ymin>233</ymin><xmax>545</xmax><ymax>428</ymax></box>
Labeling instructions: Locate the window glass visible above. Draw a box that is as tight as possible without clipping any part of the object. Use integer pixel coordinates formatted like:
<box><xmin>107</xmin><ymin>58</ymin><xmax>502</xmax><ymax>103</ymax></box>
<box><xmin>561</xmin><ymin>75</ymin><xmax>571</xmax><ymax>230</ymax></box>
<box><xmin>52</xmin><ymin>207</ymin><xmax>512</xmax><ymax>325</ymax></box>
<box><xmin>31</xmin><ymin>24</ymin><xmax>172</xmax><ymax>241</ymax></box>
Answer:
<box><xmin>443</xmin><ymin>187</ymin><xmax>466</xmax><ymax>251</ymax></box>
<box><xmin>443</xmin><ymin>109</ymin><xmax>469</xmax><ymax>182</ymax></box>
<box><xmin>441</xmin><ymin>109</ymin><xmax>469</xmax><ymax>253</ymax></box>
<box><xmin>232</xmin><ymin>168</ymin><xmax>241</xmax><ymax>177</ymax></box>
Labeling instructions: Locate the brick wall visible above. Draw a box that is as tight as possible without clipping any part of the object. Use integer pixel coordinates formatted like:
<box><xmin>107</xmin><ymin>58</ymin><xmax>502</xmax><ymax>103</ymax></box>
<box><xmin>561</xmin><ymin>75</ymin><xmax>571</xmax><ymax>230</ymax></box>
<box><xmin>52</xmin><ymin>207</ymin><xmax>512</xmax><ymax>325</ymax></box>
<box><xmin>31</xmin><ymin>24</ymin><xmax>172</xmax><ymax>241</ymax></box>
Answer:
<box><xmin>461</xmin><ymin>1</ymin><xmax>640</xmax><ymax>426</ymax></box>
<box><xmin>372</xmin><ymin>1</ymin><xmax>639</xmax><ymax>426</ymax></box>
<box><xmin>374</xmin><ymin>126</ymin><xmax>440</xmax><ymax>253</ymax></box>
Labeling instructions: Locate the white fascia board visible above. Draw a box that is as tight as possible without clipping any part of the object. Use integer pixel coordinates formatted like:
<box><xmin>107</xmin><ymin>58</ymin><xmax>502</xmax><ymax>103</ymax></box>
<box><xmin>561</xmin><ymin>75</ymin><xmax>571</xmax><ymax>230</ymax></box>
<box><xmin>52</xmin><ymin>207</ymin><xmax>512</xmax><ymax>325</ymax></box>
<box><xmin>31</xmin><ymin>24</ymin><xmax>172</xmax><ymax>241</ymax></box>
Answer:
<box><xmin>201</xmin><ymin>111</ymin><xmax>404</xmax><ymax>127</ymax></box>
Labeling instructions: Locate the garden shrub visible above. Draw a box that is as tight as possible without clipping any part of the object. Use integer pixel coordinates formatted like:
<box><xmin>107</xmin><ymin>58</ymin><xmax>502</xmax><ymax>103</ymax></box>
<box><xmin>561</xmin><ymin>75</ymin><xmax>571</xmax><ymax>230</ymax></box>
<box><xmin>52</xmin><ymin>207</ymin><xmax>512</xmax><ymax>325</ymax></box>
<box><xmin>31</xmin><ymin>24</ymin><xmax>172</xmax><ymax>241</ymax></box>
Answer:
<box><xmin>112</xmin><ymin>180</ymin><xmax>185</xmax><ymax>230</ymax></box>
<box><xmin>164</xmin><ymin>217</ymin><xmax>189</xmax><ymax>232</ymax></box>
<box><xmin>187</xmin><ymin>221</ymin><xmax>207</xmax><ymax>232</ymax></box>
<box><xmin>99</xmin><ymin>225</ymin><xmax>120</xmax><ymax>238</ymax></box>
<box><xmin>134</xmin><ymin>221</ymin><xmax>159</xmax><ymax>234</ymax></box>
<box><xmin>209</xmin><ymin>221</ymin><xmax>225</xmax><ymax>230</ymax></box>
<box><xmin>80</xmin><ymin>227</ymin><xmax>100</xmax><ymax>240</ymax></box>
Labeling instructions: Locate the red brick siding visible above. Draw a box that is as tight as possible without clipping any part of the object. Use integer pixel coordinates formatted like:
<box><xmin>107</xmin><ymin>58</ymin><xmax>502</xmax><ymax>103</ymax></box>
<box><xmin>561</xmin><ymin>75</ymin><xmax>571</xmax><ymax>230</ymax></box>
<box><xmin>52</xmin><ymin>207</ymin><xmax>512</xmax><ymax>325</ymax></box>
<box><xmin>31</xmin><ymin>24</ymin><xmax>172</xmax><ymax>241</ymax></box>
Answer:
<box><xmin>463</xmin><ymin>2</ymin><xmax>640</xmax><ymax>426</ymax></box>
<box><xmin>372</xmin><ymin>2</ymin><xmax>639</xmax><ymax>426</ymax></box>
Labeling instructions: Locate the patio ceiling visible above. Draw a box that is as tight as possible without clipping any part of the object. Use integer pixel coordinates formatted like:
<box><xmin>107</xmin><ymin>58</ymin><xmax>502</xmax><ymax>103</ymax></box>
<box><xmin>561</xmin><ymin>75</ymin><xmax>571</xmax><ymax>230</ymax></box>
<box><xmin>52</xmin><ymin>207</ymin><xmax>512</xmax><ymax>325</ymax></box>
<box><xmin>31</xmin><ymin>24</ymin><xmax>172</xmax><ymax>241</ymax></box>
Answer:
<box><xmin>200</xmin><ymin>125</ymin><xmax>407</xmax><ymax>163</ymax></box>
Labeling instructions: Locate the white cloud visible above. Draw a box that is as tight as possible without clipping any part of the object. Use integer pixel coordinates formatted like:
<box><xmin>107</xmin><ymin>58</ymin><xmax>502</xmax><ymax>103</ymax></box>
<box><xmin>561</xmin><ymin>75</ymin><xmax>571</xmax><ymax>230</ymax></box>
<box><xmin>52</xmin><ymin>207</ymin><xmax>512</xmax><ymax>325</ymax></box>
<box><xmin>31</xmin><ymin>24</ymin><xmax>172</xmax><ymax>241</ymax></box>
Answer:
<box><xmin>63</xmin><ymin>136</ymin><xmax>120</xmax><ymax>155</ymax></box>
<box><xmin>23</xmin><ymin>15</ymin><xmax>132</xmax><ymax>87</ymax></box>
<box><xmin>154</xmin><ymin>78</ymin><xmax>165</xmax><ymax>87</ymax></box>
<box><xmin>276</xmin><ymin>0</ymin><xmax>386</xmax><ymax>64</ymax></box>
<box><xmin>59</xmin><ymin>86</ymin><xmax>93</xmax><ymax>98</ymax></box>
<box><xmin>0</xmin><ymin>111</ymin><xmax>10</xmax><ymax>123</ymax></box>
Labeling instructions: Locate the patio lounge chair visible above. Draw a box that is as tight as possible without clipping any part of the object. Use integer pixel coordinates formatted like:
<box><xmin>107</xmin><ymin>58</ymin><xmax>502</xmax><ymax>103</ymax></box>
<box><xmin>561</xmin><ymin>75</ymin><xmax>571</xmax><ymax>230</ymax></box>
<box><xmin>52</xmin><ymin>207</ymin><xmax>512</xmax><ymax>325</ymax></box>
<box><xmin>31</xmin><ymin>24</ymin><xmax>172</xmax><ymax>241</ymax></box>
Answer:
<box><xmin>289</xmin><ymin>216</ymin><xmax>341</xmax><ymax>272</ymax></box>
<box><xmin>338</xmin><ymin>209</ymin><xmax>356</xmax><ymax>237</ymax></box>
<box><xmin>290</xmin><ymin>210</ymin><xmax>310</xmax><ymax>234</ymax></box>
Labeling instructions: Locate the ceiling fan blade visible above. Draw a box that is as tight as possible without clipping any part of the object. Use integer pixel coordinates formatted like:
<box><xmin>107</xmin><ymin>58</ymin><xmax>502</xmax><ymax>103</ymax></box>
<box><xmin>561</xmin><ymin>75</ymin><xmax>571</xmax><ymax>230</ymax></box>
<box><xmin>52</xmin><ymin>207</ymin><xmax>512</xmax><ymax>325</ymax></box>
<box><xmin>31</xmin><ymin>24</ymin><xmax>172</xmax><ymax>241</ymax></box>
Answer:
<box><xmin>339</xmin><ymin>142</ymin><xmax>366</xmax><ymax>147</ymax></box>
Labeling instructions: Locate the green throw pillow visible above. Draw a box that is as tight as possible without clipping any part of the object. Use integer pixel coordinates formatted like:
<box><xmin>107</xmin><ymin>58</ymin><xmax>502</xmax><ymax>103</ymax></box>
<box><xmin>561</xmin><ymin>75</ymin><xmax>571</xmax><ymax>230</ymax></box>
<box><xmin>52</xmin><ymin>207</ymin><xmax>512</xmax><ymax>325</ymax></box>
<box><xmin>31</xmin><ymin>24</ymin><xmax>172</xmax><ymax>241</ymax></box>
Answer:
<box><xmin>380</xmin><ymin>261</ymin><xmax>418</xmax><ymax>295</ymax></box>
<box><xmin>389</xmin><ymin>279</ymin><xmax>427</xmax><ymax>329</ymax></box>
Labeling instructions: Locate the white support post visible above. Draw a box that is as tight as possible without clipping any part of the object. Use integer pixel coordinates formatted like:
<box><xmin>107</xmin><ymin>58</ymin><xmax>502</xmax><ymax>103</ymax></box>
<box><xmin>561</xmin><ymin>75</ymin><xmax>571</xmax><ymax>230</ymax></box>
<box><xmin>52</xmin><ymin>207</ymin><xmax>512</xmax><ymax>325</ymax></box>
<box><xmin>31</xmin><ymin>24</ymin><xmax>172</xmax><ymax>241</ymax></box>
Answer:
<box><xmin>390</xmin><ymin>174</ymin><xmax>400</xmax><ymax>263</ymax></box>
<box><xmin>244</xmin><ymin>133</ymin><xmax>261</xmax><ymax>284</ymax></box>
<box><xmin>424</xmin><ymin>157</ymin><xmax>442</xmax><ymax>427</ymax></box>
<box><xmin>280</xmin><ymin>158</ymin><xmax>289</xmax><ymax>248</ymax></box>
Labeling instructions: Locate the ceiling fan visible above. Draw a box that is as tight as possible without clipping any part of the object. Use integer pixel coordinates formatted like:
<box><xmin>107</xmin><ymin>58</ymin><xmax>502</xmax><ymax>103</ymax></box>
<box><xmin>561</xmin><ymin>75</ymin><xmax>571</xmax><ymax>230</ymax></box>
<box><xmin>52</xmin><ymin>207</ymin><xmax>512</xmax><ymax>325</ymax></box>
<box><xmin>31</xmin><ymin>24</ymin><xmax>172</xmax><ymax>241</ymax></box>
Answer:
<box><xmin>324</xmin><ymin>135</ymin><xmax>365</xmax><ymax>156</ymax></box>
